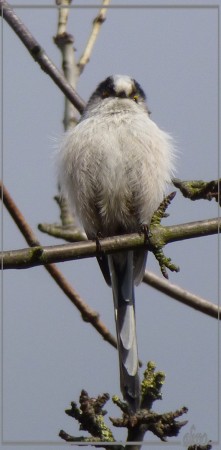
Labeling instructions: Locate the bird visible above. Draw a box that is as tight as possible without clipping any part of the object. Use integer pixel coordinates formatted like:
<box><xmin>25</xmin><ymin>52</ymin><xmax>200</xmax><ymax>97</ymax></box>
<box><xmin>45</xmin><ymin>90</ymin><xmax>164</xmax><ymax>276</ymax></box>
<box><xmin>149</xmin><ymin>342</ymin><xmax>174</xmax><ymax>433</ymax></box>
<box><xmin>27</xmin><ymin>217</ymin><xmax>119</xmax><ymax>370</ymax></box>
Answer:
<box><xmin>58</xmin><ymin>74</ymin><xmax>175</xmax><ymax>413</ymax></box>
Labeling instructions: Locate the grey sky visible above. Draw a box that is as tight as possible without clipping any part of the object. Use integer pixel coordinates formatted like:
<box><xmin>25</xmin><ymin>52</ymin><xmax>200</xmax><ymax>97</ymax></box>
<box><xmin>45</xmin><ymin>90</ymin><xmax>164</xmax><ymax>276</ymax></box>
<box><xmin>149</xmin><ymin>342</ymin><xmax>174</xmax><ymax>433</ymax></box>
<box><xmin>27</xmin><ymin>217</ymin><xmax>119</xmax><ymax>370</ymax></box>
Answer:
<box><xmin>1</xmin><ymin>1</ymin><xmax>220</xmax><ymax>449</ymax></box>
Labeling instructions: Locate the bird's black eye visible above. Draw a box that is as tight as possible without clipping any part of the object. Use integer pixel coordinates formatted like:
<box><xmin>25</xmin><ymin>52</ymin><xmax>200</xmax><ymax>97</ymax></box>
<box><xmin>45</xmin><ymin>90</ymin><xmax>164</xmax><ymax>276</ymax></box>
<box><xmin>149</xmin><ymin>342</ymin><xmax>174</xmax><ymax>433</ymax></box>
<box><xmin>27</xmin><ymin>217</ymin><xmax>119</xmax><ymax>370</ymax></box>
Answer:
<box><xmin>133</xmin><ymin>95</ymin><xmax>139</xmax><ymax>103</ymax></box>
<box><xmin>101</xmin><ymin>91</ymin><xmax>110</xmax><ymax>99</ymax></box>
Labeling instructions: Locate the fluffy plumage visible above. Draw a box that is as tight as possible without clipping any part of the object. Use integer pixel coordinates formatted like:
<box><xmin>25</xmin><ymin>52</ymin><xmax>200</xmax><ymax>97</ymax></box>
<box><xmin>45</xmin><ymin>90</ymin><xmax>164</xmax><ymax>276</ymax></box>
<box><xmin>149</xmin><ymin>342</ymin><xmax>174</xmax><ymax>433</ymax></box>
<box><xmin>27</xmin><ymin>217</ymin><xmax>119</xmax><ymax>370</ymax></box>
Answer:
<box><xmin>58</xmin><ymin>75</ymin><xmax>175</xmax><ymax>412</ymax></box>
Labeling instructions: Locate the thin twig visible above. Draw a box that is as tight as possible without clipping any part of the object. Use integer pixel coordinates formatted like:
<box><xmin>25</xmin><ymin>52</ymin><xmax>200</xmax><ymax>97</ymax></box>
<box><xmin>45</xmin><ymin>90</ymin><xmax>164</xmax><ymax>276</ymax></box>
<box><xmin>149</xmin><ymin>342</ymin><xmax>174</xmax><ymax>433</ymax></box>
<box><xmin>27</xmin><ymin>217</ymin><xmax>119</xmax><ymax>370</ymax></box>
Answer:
<box><xmin>0</xmin><ymin>182</ymin><xmax>117</xmax><ymax>349</ymax></box>
<box><xmin>38</xmin><ymin>221</ymin><xmax>87</xmax><ymax>241</ymax></box>
<box><xmin>53</xmin><ymin>0</ymin><xmax>81</xmax><ymax>235</ymax></box>
<box><xmin>54</xmin><ymin>0</ymin><xmax>79</xmax><ymax>129</ymax></box>
<box><xmin>77</xmin><ymin>0</ymin><xmax>111</xmax><ymax>75</ymax></box>
<box><xmin>56</xmin><ymin>0</ymin><xmax>72</xmax><ymax>35</ymax></box>
<box><xmin>173</xmin><ymin>178</ymin><xmax>221</xmax><ymax>206</ymax></box>
<box><xmin>143</xmin><ymin>271</ymin><xmax>220</xmax><ymax>320</ymax></box>
<box><xmin>0</xmin><ymin>0</ymin><xmax>85</xmax><ymax>113</ymax></box>
<box><xmin>2</xmin><ymin>218</ymin><xmax>220</xmax><ymax>270</ymax></box>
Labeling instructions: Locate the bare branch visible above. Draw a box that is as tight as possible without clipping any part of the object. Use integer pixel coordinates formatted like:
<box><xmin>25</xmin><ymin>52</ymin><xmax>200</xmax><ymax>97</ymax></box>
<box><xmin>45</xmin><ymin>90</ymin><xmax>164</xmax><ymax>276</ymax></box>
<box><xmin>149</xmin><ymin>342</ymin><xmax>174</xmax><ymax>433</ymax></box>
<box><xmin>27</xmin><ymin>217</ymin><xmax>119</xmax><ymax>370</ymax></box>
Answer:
<box><xmin>54</xmin><ymin>0</ymin><xmax>79</xmax><ymax>128</ymax></box>
<box><xmin>0</xmin><ymin>0</ymin><xmax>85</xmax><ymax>114</ymax></box>
<box><xmin>38</xmin><ymin>222</ymin><xmax>86</xmax><ymax>241</ymax></box>
<box><xmin>56</xmin><ymin>0</ymin><xmax>72</xmax><ymax>36</ymax></box>
<box><xmin>77</xmin><ymin>0</ymin><xmax>111</xmax><ymax>75</ymax></box>
<box><xmin>143</xmin><ymin>271</ymin><xmax>220</xmax><ymax>320</ymax></box>
<box><xmin>38</xmin><ymin>196</ymin><xmax>85</xmax><ymax>241</ymax></box>
<box><xmin>1</xmin><ymin>181</ymin><xmax>38</xmax><ymax>247</ymax></box>
<box><xmin>0</xmin><ymin>182</ymin><xmax>117</xmax><ymax>350</ymax></box>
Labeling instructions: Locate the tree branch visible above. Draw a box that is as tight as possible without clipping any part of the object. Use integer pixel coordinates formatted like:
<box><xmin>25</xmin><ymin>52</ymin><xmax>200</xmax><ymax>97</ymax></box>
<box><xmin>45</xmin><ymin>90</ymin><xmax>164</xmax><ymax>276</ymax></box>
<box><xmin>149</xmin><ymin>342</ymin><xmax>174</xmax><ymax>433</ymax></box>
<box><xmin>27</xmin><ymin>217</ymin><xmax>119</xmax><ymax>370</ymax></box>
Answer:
<box><xmin>54</xmin><ymin>0</ymin><xmax>80</xmax><ymax>129</ymax></box>
<box><xmin>56</xmin><ymin>0</ymin><xmax>72</xmax><ymax>36</ymax></box>
<box><xmin>0</xmin><ymin>182</ymin><xmax>117</xmax><ymax>350</ymax></box>
<box><xmin>59</xmin><ymin>364</ymin><xmax>188</xmax><ymax>448</ymax></box>
<box><xmin>151</xmin><ymin>218</ymin><xmax>220</xmax><ymax>246</ymax></box>
<box><xmin>77</xmin><ymin>0</ymin><xmax>111</xmax><ymax>75</ymax></box>
<box><xmin>2</xmin><ymin>218</ymin><xmax>220</xmax><ymax>270</ymax></box>
<box><xmin>143</xmin><ymin>271</ymin><xmax>220</xmax><ymax>320</ymax></box>
<box><xmin>173</xmin><ymin>178</ymin><xmax>221</xmax><ymax>206</ymax></box>
<box><xmin>0</xmin><ymin>0</ymin><xmax>85</xmax><ymax>113</ymax></box>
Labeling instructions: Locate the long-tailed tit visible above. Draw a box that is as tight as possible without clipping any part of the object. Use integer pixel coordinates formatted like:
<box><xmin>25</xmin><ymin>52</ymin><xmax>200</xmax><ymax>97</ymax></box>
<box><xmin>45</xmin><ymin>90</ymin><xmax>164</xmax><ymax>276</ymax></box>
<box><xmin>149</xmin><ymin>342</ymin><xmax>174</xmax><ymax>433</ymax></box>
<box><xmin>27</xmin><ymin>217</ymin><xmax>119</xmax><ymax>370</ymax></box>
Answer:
<box><xmin>58</xmin><ymin>75</ymin><xmax>175</xmax><ymax>412</ymax></box>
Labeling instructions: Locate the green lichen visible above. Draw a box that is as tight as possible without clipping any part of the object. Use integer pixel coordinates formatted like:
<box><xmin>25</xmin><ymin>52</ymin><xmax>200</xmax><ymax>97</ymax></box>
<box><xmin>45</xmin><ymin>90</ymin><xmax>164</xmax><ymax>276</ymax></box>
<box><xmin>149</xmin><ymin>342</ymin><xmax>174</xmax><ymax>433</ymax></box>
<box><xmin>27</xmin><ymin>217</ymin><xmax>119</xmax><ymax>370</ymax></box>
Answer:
<box><xmin>141</xmin><ymin>362</ymin><xmax>165</xmax><ymax>409</ymax></box>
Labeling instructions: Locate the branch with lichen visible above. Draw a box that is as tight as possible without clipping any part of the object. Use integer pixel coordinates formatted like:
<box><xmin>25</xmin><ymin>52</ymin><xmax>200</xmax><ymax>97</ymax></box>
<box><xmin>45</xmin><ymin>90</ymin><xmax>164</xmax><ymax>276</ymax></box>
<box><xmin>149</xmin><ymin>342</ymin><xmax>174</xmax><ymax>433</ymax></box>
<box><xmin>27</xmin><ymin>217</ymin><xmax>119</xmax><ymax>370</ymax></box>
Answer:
<box><xmin>59</xmin><ymin>362</ymin><xmax>188</xmax><ymax>448</ymax></box>
<box><xmin>37</xmin><ymin>187</ymin><xmax>220</xmax><ymax>279</ymax></box>
<box><xmin>173</xmin><ymin>178</ymin><xmax>221</xmax><ymax>206</ymax></box>
<box><xmin>2</xmin><ymin>213</ymin><xmax>220</xmax><ymax>272</ymax></box>
<box><xmin>38</xmin><ymin>189</ymin><xmax>220</xmax><ymax>321</ymax></box>
<box><xmin>148</xmin><ymin>192</ymin><xmax>180</xmax><ymax>278</ymax></box>
<box><xmin>60</xmin><ymin>390</ymin><xmax>116</xmax><ymax>444</ymax></box>
<box><xmin>2</xmin><ymin>216</ymin><xmax>220</xmax><ymax>271</ymax></box>
<box><xmin>39</xmin><ymin>177</ymin><xmax>220</xmax><ymax>244</ymax></box>
<box><xmin>141</xmin><ymin>361</ymin><xmax>165</xmax><ymax>409</ymax></box>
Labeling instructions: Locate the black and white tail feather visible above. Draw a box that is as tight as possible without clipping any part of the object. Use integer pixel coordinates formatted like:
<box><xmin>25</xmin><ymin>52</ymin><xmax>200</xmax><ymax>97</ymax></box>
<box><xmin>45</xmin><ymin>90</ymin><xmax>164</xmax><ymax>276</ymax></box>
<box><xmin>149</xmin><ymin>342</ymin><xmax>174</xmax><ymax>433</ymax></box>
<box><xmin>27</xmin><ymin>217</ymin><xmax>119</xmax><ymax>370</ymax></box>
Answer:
<box><xmin>108</xmin><ymin>251</ymin><xmax>140</xmax><ymax>412</ymax></box>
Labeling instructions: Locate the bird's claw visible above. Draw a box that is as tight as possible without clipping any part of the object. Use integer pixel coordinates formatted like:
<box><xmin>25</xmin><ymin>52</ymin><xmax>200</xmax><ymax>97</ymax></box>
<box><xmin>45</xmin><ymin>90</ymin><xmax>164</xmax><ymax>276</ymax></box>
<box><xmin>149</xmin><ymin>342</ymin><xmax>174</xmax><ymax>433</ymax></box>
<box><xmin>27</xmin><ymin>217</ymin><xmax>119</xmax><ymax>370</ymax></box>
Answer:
<box><xmin>139</xmin><ymin>223</ymin><xmax>150</xmax><ymax>244</ymax></box>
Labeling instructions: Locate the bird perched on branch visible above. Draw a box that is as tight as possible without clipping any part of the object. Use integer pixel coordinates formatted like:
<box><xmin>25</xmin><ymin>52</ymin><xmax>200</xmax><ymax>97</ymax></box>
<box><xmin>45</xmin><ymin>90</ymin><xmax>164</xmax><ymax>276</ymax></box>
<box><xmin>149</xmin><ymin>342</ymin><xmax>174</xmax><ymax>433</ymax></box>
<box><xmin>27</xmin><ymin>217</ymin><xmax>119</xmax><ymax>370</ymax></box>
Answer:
<box><xmin>58</xmin><ymin>75</ymin><xmax>175</xmax><ymax>412</ymax></box>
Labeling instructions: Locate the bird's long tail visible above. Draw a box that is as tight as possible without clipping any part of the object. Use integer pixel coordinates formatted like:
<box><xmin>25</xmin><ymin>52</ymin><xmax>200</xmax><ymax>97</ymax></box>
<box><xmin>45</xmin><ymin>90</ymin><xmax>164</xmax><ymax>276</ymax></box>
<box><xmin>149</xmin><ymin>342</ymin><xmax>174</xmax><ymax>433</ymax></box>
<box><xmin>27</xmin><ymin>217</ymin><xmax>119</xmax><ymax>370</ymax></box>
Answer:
<box><xmin>108</xmin><ymin>251</ymin><xmax>140</xmax><ymax>412</ymax></box>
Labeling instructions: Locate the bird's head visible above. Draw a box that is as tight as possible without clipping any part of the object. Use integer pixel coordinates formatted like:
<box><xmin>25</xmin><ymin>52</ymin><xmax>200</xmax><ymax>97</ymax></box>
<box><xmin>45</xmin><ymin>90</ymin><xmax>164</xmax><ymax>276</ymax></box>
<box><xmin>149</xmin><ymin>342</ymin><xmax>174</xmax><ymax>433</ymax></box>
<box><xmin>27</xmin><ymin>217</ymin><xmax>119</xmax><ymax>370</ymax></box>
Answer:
<box><xmin>84</xmin><ymin>74</ymin><xmax>150</xmax><ymax>117</ymax></box>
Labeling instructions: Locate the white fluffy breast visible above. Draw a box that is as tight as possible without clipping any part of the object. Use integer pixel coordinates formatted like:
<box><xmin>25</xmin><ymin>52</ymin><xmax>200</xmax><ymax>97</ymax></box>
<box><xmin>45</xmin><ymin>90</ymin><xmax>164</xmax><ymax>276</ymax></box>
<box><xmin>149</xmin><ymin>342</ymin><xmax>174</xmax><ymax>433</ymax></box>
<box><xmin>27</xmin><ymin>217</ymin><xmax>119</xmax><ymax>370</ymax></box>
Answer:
<box><xmin>58</xmin><ymin>107</ymin><xmax>175</xmax><ymax>237</ymax></box>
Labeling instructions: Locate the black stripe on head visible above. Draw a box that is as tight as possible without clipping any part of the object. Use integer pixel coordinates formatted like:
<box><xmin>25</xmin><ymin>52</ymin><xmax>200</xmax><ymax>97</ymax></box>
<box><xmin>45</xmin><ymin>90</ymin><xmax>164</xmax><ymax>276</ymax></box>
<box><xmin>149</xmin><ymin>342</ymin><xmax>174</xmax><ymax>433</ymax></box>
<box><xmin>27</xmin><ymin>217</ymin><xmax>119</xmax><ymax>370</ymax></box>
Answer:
<box><xmin>133</xmin><ymin>79</ymin><xmax>146</xmax><ymax>101</ymax></box>
<box><xmin>91</xmin><ymin>76</ymin><xmax>116</xmax><ymax>100</ymax></box>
